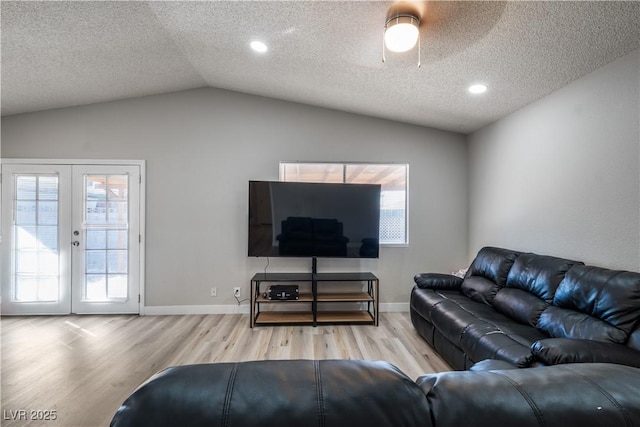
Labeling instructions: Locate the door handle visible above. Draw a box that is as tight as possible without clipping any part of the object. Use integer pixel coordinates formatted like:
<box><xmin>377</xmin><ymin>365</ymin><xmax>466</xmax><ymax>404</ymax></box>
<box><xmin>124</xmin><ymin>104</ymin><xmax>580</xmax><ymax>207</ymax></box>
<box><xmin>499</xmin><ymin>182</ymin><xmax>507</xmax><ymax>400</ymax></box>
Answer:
<box><xmin>71</xmin><ymin>241</ymin><xmax>80</xmax><ymax>247</ymax></box>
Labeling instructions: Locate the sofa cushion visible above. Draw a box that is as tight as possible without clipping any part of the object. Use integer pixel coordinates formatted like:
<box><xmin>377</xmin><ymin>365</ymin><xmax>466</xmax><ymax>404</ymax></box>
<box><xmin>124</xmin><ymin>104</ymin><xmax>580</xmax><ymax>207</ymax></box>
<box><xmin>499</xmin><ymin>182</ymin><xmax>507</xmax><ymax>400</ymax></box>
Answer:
<box><xmin>492</xmin><ymin>288</ymin><xmax>549</xmax><ymax>327</ymax></box>
<box><xmin>491</xmin><ymin>253</ymin><xmax>582</xmax><ymax>327</ymax></box>
<box><xmin>465</xmin><ymin>247</ymin><xmax>521</xmax><ymax>285</ymax></box>
<box><xmin>461</xmin><ymin>276</ymin><xmax>503</xmax><ymax>305</ymax></box>
<box><xmin>461</xmin><ymin>247</ymin><xmax>520</xmax><ymax>305</ymax></box>
<box><xmin>505</xmin><ymin>253</ymin><xmax>582</xmax><ymax>303</ymax></box>
<box><xmin>459</xmin><ymin>326</ymin><xmax>536</xmax><ymax>367</ymax></box>
<box><xmin>554</xmin><ymin>265</ymin><xmax>640</xmax><ymax>333</ymax></box>
<box><xmin>427</xmin><ymin>295</ymin><xmax>544</xmax><ymax>368</ymax></box>
<box><xmin>537</xmin><ymin>306</ymin><xmax>628</xmax><ymax>343</ymax></box>
<box><xmin>539</xmin><ymin>265</ymin><xmax>640</xmax><ymax>343</ymax></box>
<box><xmin>430</xmin><ymin>300</ymin><xmax>499</xmax><ymax>345</ymax></box>
<box><xmin>490</xmin><ymin>320</ymin><xmax>549</xmax><ymax>347</ymax></box>
<box><xmin>459</xmin><ymin>319</ymin><xmax>546</xmax><ymax>368</ymax></box>
<box><xmin>412</xmin><ymin>287</ymin><xmax>492</xmax><ymax>322</ymax></box>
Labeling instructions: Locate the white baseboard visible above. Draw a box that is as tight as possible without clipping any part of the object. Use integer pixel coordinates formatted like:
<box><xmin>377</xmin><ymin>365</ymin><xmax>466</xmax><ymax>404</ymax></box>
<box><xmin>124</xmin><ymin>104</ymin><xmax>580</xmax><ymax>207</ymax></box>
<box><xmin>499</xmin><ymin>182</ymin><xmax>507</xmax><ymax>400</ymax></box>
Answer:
<box><xmin>143</xmin><ymin>302</ymin><xmax>409</xmax><ymax>316</ymax></box>
<box><xmin>379</xmin><ymin>302</ymin><xmax>409</xmax><ymax>312</ymax></box>
<box><xmin>143</xmin><ymin>304</ymin><xmax>250</xmax><ymax>315</ymax></box>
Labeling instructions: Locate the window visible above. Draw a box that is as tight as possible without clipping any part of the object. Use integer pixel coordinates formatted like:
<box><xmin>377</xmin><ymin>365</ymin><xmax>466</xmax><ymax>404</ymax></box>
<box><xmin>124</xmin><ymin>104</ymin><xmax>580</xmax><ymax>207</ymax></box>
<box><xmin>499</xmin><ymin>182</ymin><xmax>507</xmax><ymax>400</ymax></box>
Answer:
<box><xmin>13</xmin><ymin>174</ymin><xmax>60</xmax><ymax>301</ymax></box>
<box><xmin>279</xmin><ymin>162</ymin><xmax>408</xmax><ymax>245</ymax></box>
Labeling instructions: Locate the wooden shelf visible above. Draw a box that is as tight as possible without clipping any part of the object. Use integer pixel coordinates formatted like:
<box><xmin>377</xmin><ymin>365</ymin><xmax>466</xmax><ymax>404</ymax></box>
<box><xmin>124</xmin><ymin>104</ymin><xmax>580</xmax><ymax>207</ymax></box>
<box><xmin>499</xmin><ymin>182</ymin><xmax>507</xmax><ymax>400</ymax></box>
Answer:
<box><xmin>316</xmin><ymin>311</ymin><xmax>374</xmax><ymax>323</ymax></box>
<box><xmin>255</xmin><ymin>311</ymin><xmax>374</xmax><ymax>325</ymax></box>
<box><xmin>255</xmin><ymin>311</ymin><xmax>313</xmax><ymax>324</ymax></box>
<box><xmin>317</xmin><ymin>292</ymin><xmax>373</xmax><ymax>302</ymax></box>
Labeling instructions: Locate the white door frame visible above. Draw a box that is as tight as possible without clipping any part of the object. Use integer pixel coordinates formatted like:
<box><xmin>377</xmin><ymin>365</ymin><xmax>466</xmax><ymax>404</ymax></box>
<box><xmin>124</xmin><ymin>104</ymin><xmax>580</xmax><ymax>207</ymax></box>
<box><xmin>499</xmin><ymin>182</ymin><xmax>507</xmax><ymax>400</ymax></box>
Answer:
<box><xmin>1</xmin><ymin>159</ymin><xmax>146</xmax><ymax>315</ymax></box>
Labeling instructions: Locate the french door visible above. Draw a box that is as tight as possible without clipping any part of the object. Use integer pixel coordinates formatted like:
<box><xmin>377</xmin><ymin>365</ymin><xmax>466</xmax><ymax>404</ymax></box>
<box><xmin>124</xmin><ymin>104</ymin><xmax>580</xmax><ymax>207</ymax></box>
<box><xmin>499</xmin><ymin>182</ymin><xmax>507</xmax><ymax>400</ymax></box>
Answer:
<box><xmin>1</xmin><ymin>162</ymin><xmax>142</xmax><ymax>315</ymax></box>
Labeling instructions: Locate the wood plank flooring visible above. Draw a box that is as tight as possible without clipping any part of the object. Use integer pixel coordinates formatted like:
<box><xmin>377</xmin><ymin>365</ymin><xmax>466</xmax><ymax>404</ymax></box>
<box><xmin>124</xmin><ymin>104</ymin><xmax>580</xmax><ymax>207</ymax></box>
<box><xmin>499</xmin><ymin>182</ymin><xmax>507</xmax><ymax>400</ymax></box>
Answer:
<box><xmin>1</xmin><ymin>313</ymin><xmax>450</xmax><ymax>427</ymax></box>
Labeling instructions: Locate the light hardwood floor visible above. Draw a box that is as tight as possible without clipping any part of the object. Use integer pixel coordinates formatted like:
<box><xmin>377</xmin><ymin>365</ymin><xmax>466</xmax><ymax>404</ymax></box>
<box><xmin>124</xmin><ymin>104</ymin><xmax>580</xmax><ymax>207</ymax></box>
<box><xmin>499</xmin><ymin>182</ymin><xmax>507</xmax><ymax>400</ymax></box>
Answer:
<box><xmin>1</xmin><ymin>313</ymin><xmax>450</xmax><ymax>427</ymax></box>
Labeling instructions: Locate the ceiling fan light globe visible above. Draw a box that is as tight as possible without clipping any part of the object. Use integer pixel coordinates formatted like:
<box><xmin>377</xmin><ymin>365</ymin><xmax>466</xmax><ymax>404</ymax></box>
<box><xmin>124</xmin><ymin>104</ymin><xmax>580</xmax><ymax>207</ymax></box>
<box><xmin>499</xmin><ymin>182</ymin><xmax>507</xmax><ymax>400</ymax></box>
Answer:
<box><xmin>384</xmin><ymin>17</ymin><xmax>419</xmax><ymax>52</ymax></box>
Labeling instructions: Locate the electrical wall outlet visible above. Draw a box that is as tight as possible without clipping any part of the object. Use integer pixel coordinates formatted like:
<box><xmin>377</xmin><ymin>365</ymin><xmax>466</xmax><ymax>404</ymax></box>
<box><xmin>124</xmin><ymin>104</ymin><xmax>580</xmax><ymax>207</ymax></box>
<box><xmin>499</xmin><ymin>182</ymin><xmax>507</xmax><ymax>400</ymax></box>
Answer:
<box><xmin>233</xmin><ymin>287</ymin><xmax>241</xmax><ymax>298</ymax></box>
<box><xmin>211</xmin><ymin>287</ymin><xmax>217</xmax><ymax>297</ymax></box>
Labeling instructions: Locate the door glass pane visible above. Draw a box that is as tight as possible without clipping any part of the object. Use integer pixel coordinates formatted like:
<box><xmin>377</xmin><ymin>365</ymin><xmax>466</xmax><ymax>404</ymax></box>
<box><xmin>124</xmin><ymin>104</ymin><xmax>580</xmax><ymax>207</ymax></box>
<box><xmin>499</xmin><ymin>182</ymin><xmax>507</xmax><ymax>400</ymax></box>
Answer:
<box><xmin>38</xmin><ymin>201</ymin><xmax>58</xmax><ymax>225</ymax></box>
<box><xmin>16</xmin><ymin>176</ymin><xmax>36</xmax><ymax>199</ymax></box>
<box><xmin>85</xmin><ymin>275</ymin><xmax>106</xmax><ymax>300</ymax></box>
<box><xmin>38</xmin><ymin>226</ymin><xmax>58</xmax><ymax>250</ymax></box>
<box><xmin>108</xmin><ymin>251</ymin><xmax>127</xmax><ymax>274</ymax></box>
<box><xmin>15</xmin><ymin>277</ymin><xmax>37</xmax><ymax>301</ymax></box>
<box><xmin>38</xmin><ymin>176</ymin><xmax>59</xmax><ymax>200</ymax></box>
<box><xmin>107</xmin><ymin>230</ymin><xmax>127</xmax><ymax>249</ymax></box>
<box><xmin>86</xmin><ymin>230</ymin><xmax>106</xmax><ymax>249</ymax></box>
<box><xmin>16</xmin><ymin>252</ymin><xmax>37</xmax><ymax>274</ymax></box>
<box><xmin>86</xmin><ymin>250</ymin><xmax>106</xmax><ymax>273</ymax></box>
<box><xmin>38</xmin><ymin>277</ymin><xmax>59</xmax><ymax>301</ymax></box>
<box><xmin>107</xmin><ymin>202</ymin><xmax>128</xmax><ymax>223</ymax></box>
<box><xmin>12</xmin><ymin>174</ymin><xmax>60</xmax><ymax>302</ymax></box>
<box><xmin>108</xmin><ymin>275</ymin><xmax>128</xmax><ymax>298</ymax></box>
<box><xmin>16</xmin><ymin>201</ymin><xmax>36</xmax><ymax>224</ymax></box>
<box><xmin>108</xmin><ymin>176</ymin><xmax>128</xmax><ymax>200</ymax></box>
<box><xmin>16</xmin><ymin>226</ymin><xmax>38</xmax><ymax>250</ymax></box>
<box><xmin>83</xmin><ymin>174</ymin><xmax>129</xmax><ymax>301</ymax></box>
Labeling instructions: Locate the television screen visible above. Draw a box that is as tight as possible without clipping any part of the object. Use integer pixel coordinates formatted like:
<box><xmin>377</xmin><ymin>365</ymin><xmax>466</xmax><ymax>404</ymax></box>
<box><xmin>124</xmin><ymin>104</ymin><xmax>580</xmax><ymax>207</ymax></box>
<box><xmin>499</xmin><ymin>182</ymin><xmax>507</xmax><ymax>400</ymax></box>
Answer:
<box><xmin>248</xmin><ymin>181</ymin><xmax>381</xmax><ymax>258</ymax></box>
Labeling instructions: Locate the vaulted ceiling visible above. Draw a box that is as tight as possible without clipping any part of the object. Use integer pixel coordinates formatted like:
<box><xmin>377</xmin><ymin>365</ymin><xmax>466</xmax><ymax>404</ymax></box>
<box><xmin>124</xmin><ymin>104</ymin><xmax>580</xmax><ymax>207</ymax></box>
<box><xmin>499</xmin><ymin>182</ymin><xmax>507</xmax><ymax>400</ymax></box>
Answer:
<box><xmin>2</xmin><ymin>1</ymin><xmax>639</xmax><ymax>133</ymax></box>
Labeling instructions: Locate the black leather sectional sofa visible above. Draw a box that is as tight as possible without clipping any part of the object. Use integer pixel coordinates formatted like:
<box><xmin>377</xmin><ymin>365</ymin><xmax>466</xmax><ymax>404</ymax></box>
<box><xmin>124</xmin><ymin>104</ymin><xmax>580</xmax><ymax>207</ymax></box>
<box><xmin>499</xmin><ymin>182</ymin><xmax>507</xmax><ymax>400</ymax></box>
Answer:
<box><xmin>410</xmin><ymin>246</ymin><xmax>640</xmax><ymax>370</ymax></box>
<box><xmin>111</xmin><ymin>359</ymin><xmax>640</xmax><ymax>427</ymax></box>
<box><xmin>111</xmin><ymin>246</ymin><xmax>640</xmax><ymax>426</ymax></box>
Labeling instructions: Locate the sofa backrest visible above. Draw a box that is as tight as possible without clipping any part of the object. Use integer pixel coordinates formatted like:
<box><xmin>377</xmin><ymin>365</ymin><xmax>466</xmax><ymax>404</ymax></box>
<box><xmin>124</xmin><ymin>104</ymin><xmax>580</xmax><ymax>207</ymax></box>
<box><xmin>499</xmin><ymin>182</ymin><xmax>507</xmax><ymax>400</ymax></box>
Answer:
<box><xmin>416</xmin><ymin>363</ymin><xmax>640</xmax><ymax>426</ymax></box>
<box><xmin>537</xmin><ymin>265</ymin><xmax>640</xmax><ymax>345</ymax></box>
<box><xmin>461</xmin><ymin>247</ymin><xmax>521</xmax><ymax>305</ymax></box>
<box><xmin>110</xmin><ymin>360</ymin><xmax>432</xmax><ymax>427</ymax></box>
<box><xmin>492</xmin><ymin>253</ymin><xmax>582</xmax><ymax>327</ymax></box>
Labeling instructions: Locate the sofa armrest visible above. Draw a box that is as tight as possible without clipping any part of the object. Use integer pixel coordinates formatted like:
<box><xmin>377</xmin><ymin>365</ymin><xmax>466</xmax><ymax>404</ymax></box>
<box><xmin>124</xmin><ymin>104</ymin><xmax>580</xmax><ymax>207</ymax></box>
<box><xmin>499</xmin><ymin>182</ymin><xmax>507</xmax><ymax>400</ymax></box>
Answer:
<box><xmin>414</xmin><ymin>273</ymin><xmax>463</xmax><ymax>290</ymax></box>
<box><xmin>531</xmin><ymin>338</ymin><xmax>640</xmax><ymax>368</ymax></box>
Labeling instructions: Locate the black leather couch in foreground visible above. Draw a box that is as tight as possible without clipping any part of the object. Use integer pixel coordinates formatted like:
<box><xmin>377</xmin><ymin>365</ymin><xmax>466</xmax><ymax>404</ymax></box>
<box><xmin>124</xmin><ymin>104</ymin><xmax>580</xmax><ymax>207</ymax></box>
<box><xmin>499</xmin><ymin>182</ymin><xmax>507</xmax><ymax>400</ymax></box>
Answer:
<box><xmin>111</xmin><ymin>359</ymin><xmax>640</xmax><ymax>427</ymax></box>
<box><xmin>411</xmin><ymin>246</ymin><xmax>640</xmax><ymax>370</ymax></box>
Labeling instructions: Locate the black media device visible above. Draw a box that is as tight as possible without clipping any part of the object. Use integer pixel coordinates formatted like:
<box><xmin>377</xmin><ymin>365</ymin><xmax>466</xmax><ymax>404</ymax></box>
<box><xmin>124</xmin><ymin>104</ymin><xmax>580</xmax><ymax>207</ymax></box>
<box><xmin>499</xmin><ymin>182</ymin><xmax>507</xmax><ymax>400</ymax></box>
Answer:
<box><xmin>267</xmin><ymin>285</ymin><xmax>300</xmax><ymax>300</ymax></box>
<box><xmin>248</xmin><ymin>181</ymin><xmax>381</xmax><ymax>259</ymax></box>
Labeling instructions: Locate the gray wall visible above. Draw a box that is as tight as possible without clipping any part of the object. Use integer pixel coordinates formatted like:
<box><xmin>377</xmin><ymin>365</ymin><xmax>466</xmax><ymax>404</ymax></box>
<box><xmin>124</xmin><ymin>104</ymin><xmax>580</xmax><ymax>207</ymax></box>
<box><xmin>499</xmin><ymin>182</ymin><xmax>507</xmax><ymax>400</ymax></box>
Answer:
<box><xmin>468</xmin><ymin>49</ymin><xmax>640</xmax><ymax>271</ymax></box>
<box><xmin>1</xmin><ymin>88</ymin><xmax>469</xmax><ymax>307</ymax></box>
<box><xmin>4</xmin><ymin>47</ymin><xmax>636</xmax><ymax>312</ymax></box>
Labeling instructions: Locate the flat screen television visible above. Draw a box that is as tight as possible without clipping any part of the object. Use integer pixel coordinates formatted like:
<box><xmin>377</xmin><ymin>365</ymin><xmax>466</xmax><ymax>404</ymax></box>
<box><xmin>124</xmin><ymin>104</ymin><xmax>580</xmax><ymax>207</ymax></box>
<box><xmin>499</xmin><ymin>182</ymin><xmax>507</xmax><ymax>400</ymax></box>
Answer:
<box><xmin>248</xmin><ymin>180</ymin><xmax>381</xmax><ymax>258</ymax></box>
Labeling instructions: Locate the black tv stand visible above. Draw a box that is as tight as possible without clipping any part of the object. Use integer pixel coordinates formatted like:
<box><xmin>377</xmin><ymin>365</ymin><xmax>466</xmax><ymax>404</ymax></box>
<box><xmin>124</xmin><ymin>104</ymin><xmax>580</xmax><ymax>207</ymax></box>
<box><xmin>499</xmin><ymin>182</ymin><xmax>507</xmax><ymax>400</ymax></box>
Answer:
<box><xmin>250</xmin><ymin>264</ymin><xmax>379</xmax><ymax>328</ymax></box>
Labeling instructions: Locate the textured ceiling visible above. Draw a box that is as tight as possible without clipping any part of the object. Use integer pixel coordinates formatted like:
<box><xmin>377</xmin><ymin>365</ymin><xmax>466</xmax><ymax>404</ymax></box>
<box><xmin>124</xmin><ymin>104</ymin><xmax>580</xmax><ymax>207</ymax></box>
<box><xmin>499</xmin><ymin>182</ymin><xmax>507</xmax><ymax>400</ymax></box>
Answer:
<box><xmin>2</xmin><ymin>1</ymin><xmax>639</xmax><ymax>133</ymax></box>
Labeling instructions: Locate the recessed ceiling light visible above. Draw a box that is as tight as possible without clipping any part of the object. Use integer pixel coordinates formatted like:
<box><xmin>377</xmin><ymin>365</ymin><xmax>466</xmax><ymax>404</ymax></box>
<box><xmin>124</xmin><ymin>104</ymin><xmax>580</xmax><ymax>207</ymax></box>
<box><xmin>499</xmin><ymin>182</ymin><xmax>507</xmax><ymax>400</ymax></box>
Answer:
<box><xmin>468</xmin><ymin>84</ymin><xmax>488</xmax><ymax>94</ymax></box>
<box><xmin>250</xmin><ymin>41</ymin><xmax>268</xmax><ymax>53</ymax></box>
